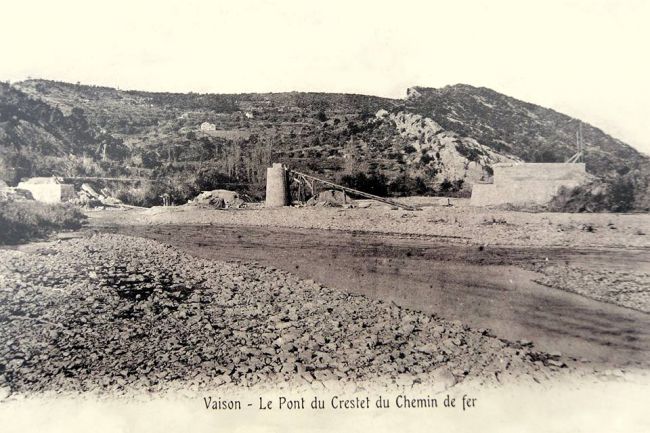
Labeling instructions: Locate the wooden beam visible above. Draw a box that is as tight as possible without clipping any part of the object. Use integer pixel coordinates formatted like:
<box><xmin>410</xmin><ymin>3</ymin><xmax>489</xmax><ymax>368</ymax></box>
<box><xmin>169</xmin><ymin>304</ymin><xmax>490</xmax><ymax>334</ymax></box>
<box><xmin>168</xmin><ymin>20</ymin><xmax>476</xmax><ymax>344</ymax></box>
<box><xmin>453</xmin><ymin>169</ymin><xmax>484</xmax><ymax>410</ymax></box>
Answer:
<box><xmin>289</xmin><ymin>169</ymin><xmax>419</xmax><ymax>211</ymax></box>
<box><xmin>63</xmin><ymin>176</ymin><xmax>160</xmax><ymax>183</ymax></box>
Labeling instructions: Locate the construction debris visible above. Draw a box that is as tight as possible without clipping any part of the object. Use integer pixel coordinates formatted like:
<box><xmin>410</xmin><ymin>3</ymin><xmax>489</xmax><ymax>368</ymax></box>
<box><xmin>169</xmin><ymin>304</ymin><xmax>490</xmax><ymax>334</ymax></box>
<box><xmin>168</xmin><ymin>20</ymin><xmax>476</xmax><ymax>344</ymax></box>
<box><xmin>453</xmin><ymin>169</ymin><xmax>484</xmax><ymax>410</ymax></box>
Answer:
<box><xmin>187</xmin><ymin>189</ymin><xmax>245</xmax><ymax>209</ymax></box>
<box><xmin>72</xmin><ymin>183</ymin><xmax>125</xmax><ymax>208</ymax></box>
<box><xmin>290</xmin><ymin>169</ymin><xmax>419</xmax><ymax>211</ymax></box>
<box><xmin>0</xmin><ymin>186</ymin><xmax>34</xmax><ymax>202</ymax></box>
<box><xmin>306</xmin><ymin>190</ymin><xmax>355</xmax><ymax>207</ymax></box>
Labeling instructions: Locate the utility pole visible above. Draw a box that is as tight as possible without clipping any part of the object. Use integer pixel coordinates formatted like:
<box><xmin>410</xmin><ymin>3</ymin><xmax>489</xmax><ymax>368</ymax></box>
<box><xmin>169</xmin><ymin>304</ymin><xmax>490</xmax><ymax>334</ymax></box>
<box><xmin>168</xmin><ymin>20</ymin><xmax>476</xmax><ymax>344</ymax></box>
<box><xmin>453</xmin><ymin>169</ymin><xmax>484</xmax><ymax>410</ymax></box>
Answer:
<box><xmin>566</xmin><ymin>122</ymin><xmax>585</xmax><ymax>164</ymax></box>
<box><xmin>577</xmin><ymin>122</ymin><xmax>584</xmax><ymax>163</ymax></box>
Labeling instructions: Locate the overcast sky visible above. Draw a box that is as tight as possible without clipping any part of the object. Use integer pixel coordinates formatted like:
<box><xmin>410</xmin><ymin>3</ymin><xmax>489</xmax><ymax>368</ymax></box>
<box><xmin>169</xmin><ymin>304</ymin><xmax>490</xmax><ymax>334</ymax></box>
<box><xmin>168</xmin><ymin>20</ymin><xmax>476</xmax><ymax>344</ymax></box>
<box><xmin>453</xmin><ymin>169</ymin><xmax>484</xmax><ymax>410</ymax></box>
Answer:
<box><xmin>2</xmin><ymin>0</ymin><xmax>649</xmax><ymax>154</ymax></box>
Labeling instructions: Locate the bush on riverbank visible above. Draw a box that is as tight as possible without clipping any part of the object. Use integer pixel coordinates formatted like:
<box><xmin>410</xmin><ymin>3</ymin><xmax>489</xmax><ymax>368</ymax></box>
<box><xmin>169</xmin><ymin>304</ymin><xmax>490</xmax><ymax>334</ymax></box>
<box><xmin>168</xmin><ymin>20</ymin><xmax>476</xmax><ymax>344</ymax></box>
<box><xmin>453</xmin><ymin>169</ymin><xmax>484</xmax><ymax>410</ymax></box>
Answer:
<box><xmin>548</xmin><ymin>177</ymin><xmax>636</xmax><ymax>213</ymax></box>
<box><xmin>0</xmin><ymin>201</ymin><xmax>86</xmax><ymax>244</ymax></box>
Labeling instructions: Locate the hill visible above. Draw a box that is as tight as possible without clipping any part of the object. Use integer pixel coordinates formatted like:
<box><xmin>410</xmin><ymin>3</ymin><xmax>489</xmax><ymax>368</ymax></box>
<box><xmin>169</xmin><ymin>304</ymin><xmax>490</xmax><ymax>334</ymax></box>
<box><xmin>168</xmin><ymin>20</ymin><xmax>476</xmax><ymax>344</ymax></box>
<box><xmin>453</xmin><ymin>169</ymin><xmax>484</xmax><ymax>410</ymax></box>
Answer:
<box><xmin>1</xmin><ymin>79</ymin><xmax>648</xmax><ymax>210</ymax></box>
<box><xmin>404</xmin><ymin>85</ymin><xmax>641</xmax><ymax>175</ymax></box>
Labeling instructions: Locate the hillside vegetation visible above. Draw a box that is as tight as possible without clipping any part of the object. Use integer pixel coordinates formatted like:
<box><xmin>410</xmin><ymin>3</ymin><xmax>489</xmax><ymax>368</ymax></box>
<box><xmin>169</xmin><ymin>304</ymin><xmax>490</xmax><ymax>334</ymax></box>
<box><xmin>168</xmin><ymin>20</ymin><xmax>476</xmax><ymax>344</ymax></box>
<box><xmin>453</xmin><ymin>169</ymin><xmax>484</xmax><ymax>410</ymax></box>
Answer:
<box><xmin>0</xmin><ymin>79</ymin><xmax>648</xmax><ymax>210</ymax></box>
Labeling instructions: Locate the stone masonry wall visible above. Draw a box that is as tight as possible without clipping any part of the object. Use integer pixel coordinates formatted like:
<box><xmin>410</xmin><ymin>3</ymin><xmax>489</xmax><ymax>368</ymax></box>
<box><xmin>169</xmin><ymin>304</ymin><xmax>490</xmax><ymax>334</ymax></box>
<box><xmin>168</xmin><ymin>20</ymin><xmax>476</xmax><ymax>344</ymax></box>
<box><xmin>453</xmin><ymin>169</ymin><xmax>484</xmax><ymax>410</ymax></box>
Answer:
<box><xmin>16</xmin><ymin>183</ymin><xmax>75</xmax><ymax>203</ymax></box>
<box><xmin>471</xmin><ymin>163</ymin><xmax>587</xmax><ymax>207</ymax></box>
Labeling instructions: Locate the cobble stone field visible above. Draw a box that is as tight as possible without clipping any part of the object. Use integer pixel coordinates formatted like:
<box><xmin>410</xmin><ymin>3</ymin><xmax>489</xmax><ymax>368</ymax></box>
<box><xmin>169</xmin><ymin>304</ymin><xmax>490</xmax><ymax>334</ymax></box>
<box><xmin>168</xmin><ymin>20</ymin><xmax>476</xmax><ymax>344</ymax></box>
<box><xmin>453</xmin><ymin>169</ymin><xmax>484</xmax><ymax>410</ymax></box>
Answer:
<box><xmin>0</xmin><ymin>234</ymin><xmax>575</xmax><ymax>396</ymax></box>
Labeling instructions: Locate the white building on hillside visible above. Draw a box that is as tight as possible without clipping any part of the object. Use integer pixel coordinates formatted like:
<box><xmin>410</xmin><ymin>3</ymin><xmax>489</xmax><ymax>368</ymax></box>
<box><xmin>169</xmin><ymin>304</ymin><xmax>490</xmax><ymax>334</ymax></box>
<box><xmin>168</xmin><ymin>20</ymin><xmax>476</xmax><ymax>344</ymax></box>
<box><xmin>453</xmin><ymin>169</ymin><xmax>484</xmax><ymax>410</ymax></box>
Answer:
<box><xmin>200</xmin><ymin>122</ymin><xmax>216</xmax><ymax>131</ymax></box>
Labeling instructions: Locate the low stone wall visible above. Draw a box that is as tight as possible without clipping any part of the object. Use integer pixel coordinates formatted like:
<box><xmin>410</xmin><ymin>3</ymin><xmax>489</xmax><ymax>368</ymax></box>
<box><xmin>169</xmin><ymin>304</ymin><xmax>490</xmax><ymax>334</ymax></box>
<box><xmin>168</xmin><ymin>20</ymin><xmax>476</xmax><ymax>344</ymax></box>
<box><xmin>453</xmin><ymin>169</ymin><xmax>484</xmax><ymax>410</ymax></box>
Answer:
<box><xmin>471</xmin><ymin>163</ymin><xmax>587</xmax><ymax>207</ymax></box>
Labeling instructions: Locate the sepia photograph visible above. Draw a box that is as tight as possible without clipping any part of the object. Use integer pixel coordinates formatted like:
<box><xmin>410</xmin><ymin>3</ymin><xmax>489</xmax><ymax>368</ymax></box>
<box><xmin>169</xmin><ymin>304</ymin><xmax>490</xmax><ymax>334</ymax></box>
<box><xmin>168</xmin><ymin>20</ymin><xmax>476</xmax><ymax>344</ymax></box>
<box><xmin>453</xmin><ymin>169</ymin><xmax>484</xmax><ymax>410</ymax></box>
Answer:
<box><xmin>0</xmin><ymin>0</ymin><xmax>648</xmax><ymax>431</ymax></box>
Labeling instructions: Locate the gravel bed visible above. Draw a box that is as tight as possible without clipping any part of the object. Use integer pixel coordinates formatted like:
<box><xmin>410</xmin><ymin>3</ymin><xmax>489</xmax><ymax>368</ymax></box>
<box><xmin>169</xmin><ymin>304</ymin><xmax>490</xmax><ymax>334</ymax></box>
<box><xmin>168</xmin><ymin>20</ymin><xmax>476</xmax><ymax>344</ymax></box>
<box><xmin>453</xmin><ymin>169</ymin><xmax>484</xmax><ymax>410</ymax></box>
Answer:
<box><xmin>100</xmin><ymin>205</ymin><xmax>650</xmax><ymax>249</ymax></box>
<box><xmin>0</xmin><ymin>234</ymin><xmax>575</xmax><ymax>395</ymax></box>
<box><xmin>532</xmin><ymin>264</ymin><xmax>650</xmax><ymax>313</ymax></box>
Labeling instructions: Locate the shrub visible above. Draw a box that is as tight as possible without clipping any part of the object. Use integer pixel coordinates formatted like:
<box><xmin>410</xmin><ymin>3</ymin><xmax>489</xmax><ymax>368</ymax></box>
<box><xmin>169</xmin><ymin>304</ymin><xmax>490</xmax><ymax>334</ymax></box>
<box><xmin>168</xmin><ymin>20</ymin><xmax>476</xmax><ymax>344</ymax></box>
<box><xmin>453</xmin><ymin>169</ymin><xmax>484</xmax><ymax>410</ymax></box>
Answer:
<box><xmin>113</xmin><ymin>183</ymin><xmax>165</xmax><ymax>207</ymax></box>
<box><xmin>455</xmin><ymin>142</ymin><xmax>482</xmax><ymax>162</ymax></box>
<box><xmin>316</xmin><ymin>110</ymin><xmax>327</xmax><ymax>122</ymax></box>
<box><xmin>436</xmin><ymin>178</ymin><xmax>468</xmax><ymax>197</ymax></box>
<box><xmin>608</xmin><ymin>177</ymin><xmax>635</xmax><ymax>212</ymax></box>
<box><xmin>0</xmin><ymin>201</ymin><xmax>86</xmax><ymax>244</ymax></box>
<box><xmin>403</xmin><ymin>145</ymin><xmax>417</xmax><ymax>154</ymax></box>
<box><xmin>548</xmin><ymin>177</ymin><xmax>635</xmax><ymax>213</ymax></box>
<box><xmin>340</xmin><ymin>171</ymin><xmax>388</xmax><ymax>196</ymax></box>
<box><xmin>533</xmin><ymin>149</ymin><xmax>559</xmax><ymax>163</ymax></box>
<box><xmin>388</xmin><ymin>174</ymin><xmax>431</xmax><ymax>196</ymax></box>
<box><xmin>420</xmin><ymin>153</ymin><xmax>433</xmax><ymax>165</ymax></box>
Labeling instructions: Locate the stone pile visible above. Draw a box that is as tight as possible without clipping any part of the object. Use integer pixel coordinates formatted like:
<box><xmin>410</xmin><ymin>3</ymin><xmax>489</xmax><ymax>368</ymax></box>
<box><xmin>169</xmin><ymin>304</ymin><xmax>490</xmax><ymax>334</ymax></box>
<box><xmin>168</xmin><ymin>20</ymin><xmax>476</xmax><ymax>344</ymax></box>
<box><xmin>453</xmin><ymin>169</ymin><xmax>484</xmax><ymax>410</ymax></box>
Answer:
<box><xmin>72</xmin><ymin>183</ymin><xmax>125</xmax><ymax>208</ymax></box>
<box><xmin>306</xmin><ymin>190</ymin><xmax>355</xmax><ymax>207</ymax></box>
<box><xmin>187</xmin><ymin>189</ymin><xmax>245</xmax><ymax>209</ymax></box>
<box><xmin>0</xmin><ymin>234</ymin><xmax>570</xmax><ymax>395</ymax></box>
<box><xmin>0</xmin><ymin>187</ymin><xmax>34</xmax><ymax>202</ymax></box>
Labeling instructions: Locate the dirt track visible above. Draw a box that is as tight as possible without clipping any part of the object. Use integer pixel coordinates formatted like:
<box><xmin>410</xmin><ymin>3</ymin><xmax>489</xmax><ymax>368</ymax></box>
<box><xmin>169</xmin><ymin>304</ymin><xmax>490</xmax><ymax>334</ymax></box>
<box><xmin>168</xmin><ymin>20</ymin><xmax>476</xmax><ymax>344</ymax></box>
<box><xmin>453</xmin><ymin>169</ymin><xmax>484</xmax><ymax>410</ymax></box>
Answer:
<box><xmin>94</xmin><ymin>223</ymin><xmax>650</xmax><ymax>369</ymax></box>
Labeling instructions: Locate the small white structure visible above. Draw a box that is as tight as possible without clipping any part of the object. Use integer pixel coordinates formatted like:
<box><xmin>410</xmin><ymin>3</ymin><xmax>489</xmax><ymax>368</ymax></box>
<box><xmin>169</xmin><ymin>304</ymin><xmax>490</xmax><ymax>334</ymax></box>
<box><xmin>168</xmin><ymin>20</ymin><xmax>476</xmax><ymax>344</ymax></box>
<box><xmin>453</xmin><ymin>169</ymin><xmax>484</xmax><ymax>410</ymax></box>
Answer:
<box><xmin>200</xmin><ymin>122</ymin><xmax>216</xmax><ymax>131</ymax></box>
<box><xmin>375</xmin><ymin>109</ymin><xmax>389</xmax><ymax>119</ymax></box>
<box><xmin>16</xmin><ymin>177</ymin><xmax>76</xmax><ymax>203</ymax></box>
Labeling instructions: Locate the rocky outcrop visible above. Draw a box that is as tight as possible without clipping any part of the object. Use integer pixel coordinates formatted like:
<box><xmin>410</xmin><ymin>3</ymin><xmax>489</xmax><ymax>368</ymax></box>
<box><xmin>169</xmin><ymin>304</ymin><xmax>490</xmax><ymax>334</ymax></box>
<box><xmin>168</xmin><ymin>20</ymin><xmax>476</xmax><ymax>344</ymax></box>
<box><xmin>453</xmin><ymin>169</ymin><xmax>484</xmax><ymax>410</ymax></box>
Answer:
<box><xmin>384</xmin><ymin>111</ymin><xmax>518</xmax><ymax>189</ymax></box>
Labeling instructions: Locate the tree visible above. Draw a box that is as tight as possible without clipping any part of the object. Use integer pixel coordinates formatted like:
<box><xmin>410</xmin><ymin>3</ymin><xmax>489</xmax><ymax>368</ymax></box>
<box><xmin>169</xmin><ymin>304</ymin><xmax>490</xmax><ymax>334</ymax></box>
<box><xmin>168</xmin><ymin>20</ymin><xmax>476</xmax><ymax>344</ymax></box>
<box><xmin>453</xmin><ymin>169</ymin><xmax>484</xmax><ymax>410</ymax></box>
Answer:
<box><xmin>608</xmin><ymin>177</ymin><xmax>635</xmax><ymax>212</ymax></box>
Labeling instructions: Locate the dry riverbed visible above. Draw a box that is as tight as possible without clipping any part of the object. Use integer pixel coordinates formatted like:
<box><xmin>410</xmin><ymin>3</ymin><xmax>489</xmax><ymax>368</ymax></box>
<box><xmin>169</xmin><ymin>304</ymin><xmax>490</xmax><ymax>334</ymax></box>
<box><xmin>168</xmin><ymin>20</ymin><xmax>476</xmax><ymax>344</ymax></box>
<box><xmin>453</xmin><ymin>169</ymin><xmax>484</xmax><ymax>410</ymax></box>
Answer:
<box><xmin>90</xmin><ymin>199</ymin><xmax>650</xmax><ymax>249</ymax></box>
<box><xmin>89</xmin><ymin>204</ymin><xmax>650</xmax><ymax>314</ymax></box>
<box><xmin>2</xmin><ymin>203</ymin><xmax>648</xmax><ymax>398</ymax></box>
<box><xmin>1</xmin><ymin>234</ymin><xmax>582</xmax><ymax>397</ymax></box>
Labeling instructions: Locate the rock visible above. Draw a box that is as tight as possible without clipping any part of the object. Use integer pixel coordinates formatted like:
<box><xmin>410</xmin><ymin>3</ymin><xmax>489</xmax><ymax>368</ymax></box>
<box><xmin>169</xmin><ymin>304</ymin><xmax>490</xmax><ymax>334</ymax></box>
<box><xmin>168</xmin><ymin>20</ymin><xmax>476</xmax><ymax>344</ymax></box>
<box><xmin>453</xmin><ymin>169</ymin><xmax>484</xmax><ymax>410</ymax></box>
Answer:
<box><xmin>432</xmin><ymin>325</ymin><xmax>446</xmax><ymax>336</ymax></box>
<box><xmin>546</xmin><ymin>359</ymin><xmax>566</xmax><ymax>368</ymax></box>
<box><xmin>415</xmin><ymin>344</ymin><xmax>438</xmax><ymax>355</ymax></box>
<box><xmin>399</xmin><ymin>324</ymin><xmax>415</xmax><ymax>337</ymax></box>
<box><xmin>431</xmin><ymin>367</ymin><xmax>457</xmax><ymax>391</ymax></box>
